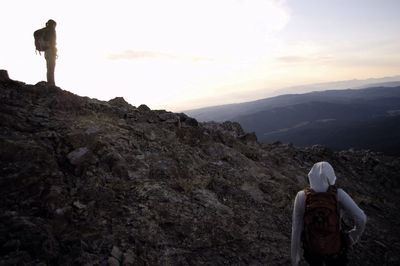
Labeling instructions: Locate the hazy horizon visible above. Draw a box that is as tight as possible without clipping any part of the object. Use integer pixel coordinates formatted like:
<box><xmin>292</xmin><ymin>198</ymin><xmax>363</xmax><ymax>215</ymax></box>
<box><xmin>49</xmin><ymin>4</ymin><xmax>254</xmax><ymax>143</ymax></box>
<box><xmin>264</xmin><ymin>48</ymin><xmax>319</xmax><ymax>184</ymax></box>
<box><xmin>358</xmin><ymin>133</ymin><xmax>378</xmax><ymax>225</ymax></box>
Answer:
<box><xmin>2</xmin><ymin>0</ymin><xmax>400</xmax><ymax>111</ymax></box>
<box><xmin>181</xmin><ymin>75</ymin><xmax>400</xmax><ymax>112</ymax></box>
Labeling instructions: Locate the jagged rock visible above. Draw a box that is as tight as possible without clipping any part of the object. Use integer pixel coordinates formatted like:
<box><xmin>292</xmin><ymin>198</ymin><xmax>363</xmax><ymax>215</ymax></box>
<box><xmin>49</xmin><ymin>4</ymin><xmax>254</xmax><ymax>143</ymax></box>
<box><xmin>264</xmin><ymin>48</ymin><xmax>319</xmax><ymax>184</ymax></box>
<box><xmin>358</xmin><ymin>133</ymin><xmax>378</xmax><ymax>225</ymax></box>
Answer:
<box><xmin>108</xmin><ymin>257</ymin><xmax>120</xmax><ymax>266</ymax></box>
<box><xmin>0</xmin><ymin>69</ymin><xmax>10</xmax><ymax>82</ymax></box>
<box><xmin>144</xmin><ymin>130</ymin><xmax>156</xmax><ymax>141</ymax></box>
<box><xmin>111</xmin><ymin>246</ymin><xmax>123</xmax><ymax>261</ymax></box>
<box><xmin>72</xmin><ymin>201</ymin><xmax>86</xmax><ymax>210</ymax></box>
<box><xmin>122</xmin><ymin>250</ymin><xmax>135</xmax><ymax>265</ymax></box>
<box><xmin>1</xmin><ymin>73</ymin><xmax>399</xmax><ymax>265</ymax></box>
<box><xmin>185</xmin><ymin>117</ymin><xmax>199</xmax><ymax>127</ymax></box>
<box><xmin>138</xmin><ymin>104</ymin><xmax>151</xmax><ymax>112</ymax></box>
<box><xmin>221</xmin><ymin>121</ymin><xmax>245</xmax><ymax>137</ymax></box>
<box><xmin>239</xmin><ymin>132</ymin><xmax>258</xmax><ymax>142</ymax></box>
<box><xmin>193</xmin><ymin>189</ymin><xmax>233</xmax><ymax>214</ymax></box>
<box><xmin>100</xmin><ymin>151</ymin><xmax>129</xmax><ymax>178</ymax></box>
<box><xmin>177</xmin><ymin>113</ymin><xmax>199</xmax><ymax>127</ymax></box>
<box><xmin>158</xmin><ymin>112</ymin><xmax>177</xmax><ymax>121</ymax></box>
<box><xmin>67</xmin><ymin>147</ymin><xmax>90</xmax><ymax>165</ymax></box>
<box><xmin>149</xmin><ymin>159</ymin><xmax>180</xmax><ymax>180</ymax></box>
<box><xmin>108</xmin><ymin>97</ymin><xmax>131</xmax><ymax>108</ymax></box>
<box><xmin>112</xmin><ymin>163</ymin><xmax>129</xmax><ymax>178</ymax></box>
<box><xmin>158</xmin><ymin>112</ymin><xmax>181</xmax><ymax>127</ymax></box>
<box><xmin>35</xmin><ymin>81</ymin><xmax>48</xmax><ymax>87</ymax></box>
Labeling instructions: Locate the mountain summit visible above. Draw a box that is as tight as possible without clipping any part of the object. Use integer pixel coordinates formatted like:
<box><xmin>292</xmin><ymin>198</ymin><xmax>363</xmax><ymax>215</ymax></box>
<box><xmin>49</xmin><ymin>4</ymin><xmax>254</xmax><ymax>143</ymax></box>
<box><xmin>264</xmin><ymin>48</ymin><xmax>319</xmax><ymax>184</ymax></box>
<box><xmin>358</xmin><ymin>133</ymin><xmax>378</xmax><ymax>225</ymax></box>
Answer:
<box><xmin>1</xmin><ymin>70</ymin><xmax>399</xmax><ymax>265</ymax></box>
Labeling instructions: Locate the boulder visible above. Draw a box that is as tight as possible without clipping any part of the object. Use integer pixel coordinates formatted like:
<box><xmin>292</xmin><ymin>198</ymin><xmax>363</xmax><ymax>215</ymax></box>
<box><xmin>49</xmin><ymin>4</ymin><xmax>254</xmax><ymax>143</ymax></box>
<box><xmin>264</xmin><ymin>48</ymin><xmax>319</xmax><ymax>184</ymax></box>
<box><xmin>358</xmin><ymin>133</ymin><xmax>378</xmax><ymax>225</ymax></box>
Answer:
<box><xmin>0</xmin><ymin>70</ymin><xmax>10</xmax><ymax>82</ymax></box>
<box><xmin>67</xmin><ymin>147</ymin><xmax>90</xmax><ymax>165</ymax></box>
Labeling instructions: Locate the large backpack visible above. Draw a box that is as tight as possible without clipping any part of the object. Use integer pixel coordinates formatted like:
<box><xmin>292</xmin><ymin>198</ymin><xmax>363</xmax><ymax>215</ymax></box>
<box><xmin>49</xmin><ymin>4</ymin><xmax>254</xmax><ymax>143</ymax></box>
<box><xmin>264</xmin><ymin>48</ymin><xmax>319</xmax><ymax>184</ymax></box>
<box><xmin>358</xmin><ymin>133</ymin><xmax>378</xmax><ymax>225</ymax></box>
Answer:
<box><xmin>303</xmin><ymin>185</ymin><xmax>342</xmax><ymax>256</ymax></box>
<box><xmin>34</xmin><ymin>27</ymin><xmax>50</xmax><ymax>54</ymax></box>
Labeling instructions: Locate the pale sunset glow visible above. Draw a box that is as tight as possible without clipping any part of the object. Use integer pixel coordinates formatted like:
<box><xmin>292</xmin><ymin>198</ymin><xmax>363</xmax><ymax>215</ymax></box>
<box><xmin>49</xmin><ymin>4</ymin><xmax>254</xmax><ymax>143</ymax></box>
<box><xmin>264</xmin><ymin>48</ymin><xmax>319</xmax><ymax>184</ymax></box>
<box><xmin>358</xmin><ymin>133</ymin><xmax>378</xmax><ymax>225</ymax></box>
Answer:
<box><xmin>2</xmin><ymin>0</ymin><xmax>400</xmax><ymax>111</ymax></box>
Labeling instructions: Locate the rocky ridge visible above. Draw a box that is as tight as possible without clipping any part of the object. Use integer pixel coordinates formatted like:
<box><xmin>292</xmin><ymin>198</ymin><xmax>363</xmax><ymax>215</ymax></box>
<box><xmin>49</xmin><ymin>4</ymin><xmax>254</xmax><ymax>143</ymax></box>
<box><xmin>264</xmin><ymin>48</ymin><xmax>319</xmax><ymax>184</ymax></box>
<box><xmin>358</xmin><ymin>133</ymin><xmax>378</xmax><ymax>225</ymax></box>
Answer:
<box><xmin>0</xmin><ymin>71</ymin><xmax>400</xmax><ymax>265</ymax></box>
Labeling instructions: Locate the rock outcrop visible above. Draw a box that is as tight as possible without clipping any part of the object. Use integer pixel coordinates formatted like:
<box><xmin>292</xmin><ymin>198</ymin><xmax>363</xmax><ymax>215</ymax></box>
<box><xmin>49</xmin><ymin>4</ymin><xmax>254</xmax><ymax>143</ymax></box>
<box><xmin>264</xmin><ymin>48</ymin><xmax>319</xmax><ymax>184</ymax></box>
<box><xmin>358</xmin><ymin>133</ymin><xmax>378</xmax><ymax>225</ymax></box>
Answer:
<box><xmin>1</xmin><ymin>71</ymin><xmax>399</xmax><ymax>265</ymax></box>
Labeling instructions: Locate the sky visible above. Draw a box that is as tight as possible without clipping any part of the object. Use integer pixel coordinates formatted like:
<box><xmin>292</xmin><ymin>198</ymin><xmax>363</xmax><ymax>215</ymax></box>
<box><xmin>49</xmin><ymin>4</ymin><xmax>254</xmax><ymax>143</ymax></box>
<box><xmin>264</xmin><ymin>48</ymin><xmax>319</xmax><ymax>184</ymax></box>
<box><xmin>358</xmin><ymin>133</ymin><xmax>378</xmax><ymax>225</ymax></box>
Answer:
<box><xmin>1</xmin><ymin>0</ymin><xmax>400</xmax><ymax>111</ymax></box>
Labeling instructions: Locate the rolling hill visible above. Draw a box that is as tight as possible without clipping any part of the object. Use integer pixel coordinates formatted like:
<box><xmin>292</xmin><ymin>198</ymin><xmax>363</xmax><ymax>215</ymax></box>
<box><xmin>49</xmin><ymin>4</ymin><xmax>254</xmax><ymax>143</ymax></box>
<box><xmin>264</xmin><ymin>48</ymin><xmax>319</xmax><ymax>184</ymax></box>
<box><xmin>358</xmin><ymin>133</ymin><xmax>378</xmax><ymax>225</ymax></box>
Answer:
<box><xmin>186</xmin><ymin>86</ymin><xmax>400</xmax><ymax>155</ymax></box>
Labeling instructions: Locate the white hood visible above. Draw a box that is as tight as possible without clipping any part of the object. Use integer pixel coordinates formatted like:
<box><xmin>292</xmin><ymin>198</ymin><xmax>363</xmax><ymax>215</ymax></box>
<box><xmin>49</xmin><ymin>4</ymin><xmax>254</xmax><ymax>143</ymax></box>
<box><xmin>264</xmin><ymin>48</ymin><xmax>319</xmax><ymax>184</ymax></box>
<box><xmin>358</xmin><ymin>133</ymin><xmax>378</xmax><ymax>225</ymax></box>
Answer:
<box><xmin>308</xmin><ymin>161</ymin><xmax>337</xmax><ymax>192</ymax></box>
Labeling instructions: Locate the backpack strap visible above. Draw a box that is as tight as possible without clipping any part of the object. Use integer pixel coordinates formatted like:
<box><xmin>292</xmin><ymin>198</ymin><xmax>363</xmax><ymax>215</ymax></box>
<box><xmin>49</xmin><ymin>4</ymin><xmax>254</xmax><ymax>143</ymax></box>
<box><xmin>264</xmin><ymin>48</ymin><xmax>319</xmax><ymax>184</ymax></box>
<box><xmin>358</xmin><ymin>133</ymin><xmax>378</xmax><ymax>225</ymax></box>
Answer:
<box><xmin>327</xmin><ymin>185</ymin><xmax>338</xmax><ymax>194</ymax></box>
<box><xmin>304</xmin><ymin>187</ymin><xmax>314</xmax><ymax>196</ymax></box>
<box><xmin>327</xmin><ymin>185</ymin><xmax>342</xmax><ymax>230</ymax></box>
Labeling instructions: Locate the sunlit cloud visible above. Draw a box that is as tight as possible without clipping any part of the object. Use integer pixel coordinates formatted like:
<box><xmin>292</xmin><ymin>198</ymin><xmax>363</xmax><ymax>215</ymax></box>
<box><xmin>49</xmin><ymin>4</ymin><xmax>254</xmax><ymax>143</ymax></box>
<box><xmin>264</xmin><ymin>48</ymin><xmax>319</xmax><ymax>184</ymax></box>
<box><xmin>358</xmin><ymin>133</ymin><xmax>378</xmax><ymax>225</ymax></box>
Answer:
<box><xmin>276</xmin><ymin>55</ymin><xmax>334</xmax><ymax>64</ymax></box>
<box><xmin>100</xmin><ymin>0</ymin><xmax>291</xmax><ymax>61</ymax></box>
<box><xmin>108</xmin><ymin>50</ymin><xmax>214</xmax><ymax>63</ymax></box>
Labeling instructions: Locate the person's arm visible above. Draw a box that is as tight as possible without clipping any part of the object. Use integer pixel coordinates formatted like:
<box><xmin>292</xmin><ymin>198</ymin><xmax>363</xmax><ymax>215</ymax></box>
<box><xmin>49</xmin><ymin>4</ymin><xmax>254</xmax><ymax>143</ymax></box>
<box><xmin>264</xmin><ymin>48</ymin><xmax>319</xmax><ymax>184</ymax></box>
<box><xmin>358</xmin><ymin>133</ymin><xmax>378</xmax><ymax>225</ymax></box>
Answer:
<box><xmin>291</xmin><ymin>191</ymin><xmax>305</xmax><ymax>266</ymax></box>
<box><xmin>338</xmin><ymin>189</ymin><xmax>367</xmax><ymax>245</ymax></box>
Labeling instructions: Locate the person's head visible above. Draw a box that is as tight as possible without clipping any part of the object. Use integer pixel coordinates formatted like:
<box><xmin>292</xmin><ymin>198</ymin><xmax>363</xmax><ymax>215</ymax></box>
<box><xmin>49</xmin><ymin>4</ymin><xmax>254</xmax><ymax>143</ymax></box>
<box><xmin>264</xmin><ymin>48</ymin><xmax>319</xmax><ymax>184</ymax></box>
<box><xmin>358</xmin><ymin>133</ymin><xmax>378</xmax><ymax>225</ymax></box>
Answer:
<box><xmin>46</xmin><ymin>19</ymin><xmax>57</xmax><ymax>28</ymax></box>
<box><xmin>307</xmin><ymin>161</ymin><xmax>337</xmax><ymax>192</ymax></box>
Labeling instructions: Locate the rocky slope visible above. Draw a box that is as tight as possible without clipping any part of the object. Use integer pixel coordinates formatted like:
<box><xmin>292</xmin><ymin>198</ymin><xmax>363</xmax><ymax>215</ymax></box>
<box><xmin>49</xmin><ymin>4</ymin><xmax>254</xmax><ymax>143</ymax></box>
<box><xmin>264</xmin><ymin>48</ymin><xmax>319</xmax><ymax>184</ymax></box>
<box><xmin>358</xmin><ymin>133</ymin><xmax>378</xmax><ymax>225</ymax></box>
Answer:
<box><xmin>1</xmin><ymin>71</ymin><xmax>400</xmax><ymax>265</ymax></box>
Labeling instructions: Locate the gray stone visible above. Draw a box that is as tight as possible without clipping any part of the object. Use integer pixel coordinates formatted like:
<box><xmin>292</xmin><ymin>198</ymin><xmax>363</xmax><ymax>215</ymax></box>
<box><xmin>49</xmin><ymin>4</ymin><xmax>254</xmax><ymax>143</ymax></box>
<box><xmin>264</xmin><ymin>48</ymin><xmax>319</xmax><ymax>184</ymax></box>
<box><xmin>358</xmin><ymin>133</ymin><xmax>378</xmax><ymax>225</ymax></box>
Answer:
<box><xmin>108</xmin><ymin>257</ymin><xmax>120</xmax><ymax>266</ymax></box>
<box><xmin>111</xmin><ymin>246</ymin><xmax>123</xmax><ymax>261</ymax></box>
<box><xmin>122</xmin><ymin>250</ymin><xmax>135</xmax><ymax>265</ymax></box>
<box><xmin>67</xmin><ymin>147</ymin><xmax>89</xmax><ymax>165</ymax></box>
<box><xmin>144</xmin><ymin>131</ymin><xmax>156</xmax><ymax>141</ymax></box>
<box><xmin>108</xmin><ymin>97</ymin><xmax>130</xmax><ymax>107</ymax></box>
<box><xmin>0</xmin><ymin>69</ymin><xmax>10</xmax><ymax>82</ymax></box>
<box><xmin>72</xmin><ymin>201</ymin><xmax>87</xmax><ymax>210</ymax></box>
<box><xmin>138</xmin><ymin>104</ymin><xmax>151</xmax><ymax>112</ymax></box>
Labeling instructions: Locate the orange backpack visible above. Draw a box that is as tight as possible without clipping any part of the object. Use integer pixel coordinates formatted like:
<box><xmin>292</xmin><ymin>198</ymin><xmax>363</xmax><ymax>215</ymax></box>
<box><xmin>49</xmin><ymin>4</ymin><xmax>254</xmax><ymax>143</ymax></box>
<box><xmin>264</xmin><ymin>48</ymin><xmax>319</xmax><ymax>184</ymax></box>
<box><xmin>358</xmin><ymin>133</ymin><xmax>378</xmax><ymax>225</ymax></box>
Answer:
<box><xmin>303</xmin><ymin>185</ymin><xmax>342</xmax><ymax>256</ymax></box>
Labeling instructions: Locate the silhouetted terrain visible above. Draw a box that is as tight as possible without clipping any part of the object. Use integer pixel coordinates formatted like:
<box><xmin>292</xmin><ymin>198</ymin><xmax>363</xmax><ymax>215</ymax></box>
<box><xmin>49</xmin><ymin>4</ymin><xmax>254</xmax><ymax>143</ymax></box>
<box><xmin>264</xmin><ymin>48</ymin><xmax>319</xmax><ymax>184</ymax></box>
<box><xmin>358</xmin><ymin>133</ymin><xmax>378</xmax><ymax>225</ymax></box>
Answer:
<box><xmin>187</xmin><ymin>86</ymin><xmax>400</xmax><ymax>155</ymax></box>
<box><xmin>1</xmin><ymin>71</ymin><xmax>400</xmax><ymax>265</ymax></box>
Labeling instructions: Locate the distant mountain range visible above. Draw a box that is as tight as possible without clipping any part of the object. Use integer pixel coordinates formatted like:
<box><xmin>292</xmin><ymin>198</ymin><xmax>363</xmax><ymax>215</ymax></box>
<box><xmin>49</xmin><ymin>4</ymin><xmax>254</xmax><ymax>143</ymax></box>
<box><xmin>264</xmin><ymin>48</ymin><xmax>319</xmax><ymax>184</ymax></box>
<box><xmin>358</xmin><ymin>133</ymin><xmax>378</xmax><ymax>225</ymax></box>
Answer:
<box><xmin>185</xmin><ymin>84</ymin><xmax>400</xmax><ymax>155</ymax></box>
<box><xmin>185</xmin><ymin>78</ymin><xmax>400</xmax><ymax>122</ymax></box>
<box><xmin>269</xmin><ymin>76</ymin><xmax>400</xmax><ymax>96</ymax></box>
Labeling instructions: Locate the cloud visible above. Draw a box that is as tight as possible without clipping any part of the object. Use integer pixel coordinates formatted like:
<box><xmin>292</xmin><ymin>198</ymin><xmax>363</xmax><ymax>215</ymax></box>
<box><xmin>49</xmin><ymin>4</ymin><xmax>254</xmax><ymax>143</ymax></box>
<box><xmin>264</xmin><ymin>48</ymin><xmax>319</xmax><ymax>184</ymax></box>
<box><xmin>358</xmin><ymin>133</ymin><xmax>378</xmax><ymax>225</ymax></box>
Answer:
<box><xmin>276</xmin><ymin>55</ymin><xmax>333</xmax><ymax>64</ymax></box>
<box><xmin>108</xmin><ymin>50</ymin><xmax>213</xmax><ymax>62</ymax></box>
<box><xmin>276</xmin><ymin>56</ymin><xmax>306</xmax><ymax>63</ymax></box>
<box><xmin>272</xmin><ymin>40</ymin><xmax>335</xmax><ymax>64</ymax></box>
<box><xmin>98</xmin><ymin>0</ymin><xmax>291</xmax><ymax>61</ymax></box>
<box><xmin>108</xmin><ymin>51</ymin><xmax>175</xmax><ymax>60</ymax></box>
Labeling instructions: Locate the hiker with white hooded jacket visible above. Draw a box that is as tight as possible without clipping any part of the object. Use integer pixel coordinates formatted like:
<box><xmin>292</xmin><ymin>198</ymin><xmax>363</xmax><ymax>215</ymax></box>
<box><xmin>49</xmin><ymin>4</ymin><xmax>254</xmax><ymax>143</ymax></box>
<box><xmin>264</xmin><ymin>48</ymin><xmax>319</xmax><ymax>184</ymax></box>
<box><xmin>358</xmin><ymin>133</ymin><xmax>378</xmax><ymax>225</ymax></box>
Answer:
<box><xmin>291</xmin><ymin>161</ymin><xmax>367</xmax><ymax>266</ymax></box>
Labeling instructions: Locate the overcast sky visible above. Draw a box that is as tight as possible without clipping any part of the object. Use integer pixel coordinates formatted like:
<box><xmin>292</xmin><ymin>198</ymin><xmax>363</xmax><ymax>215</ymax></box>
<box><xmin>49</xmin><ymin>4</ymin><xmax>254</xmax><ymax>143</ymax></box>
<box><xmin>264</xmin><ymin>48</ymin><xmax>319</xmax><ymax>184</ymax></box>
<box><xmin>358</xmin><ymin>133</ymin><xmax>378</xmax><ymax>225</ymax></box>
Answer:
<box><xmin>2</xmin><ymin>0</ymin><xmax>400</xmax><ymax>111</ymax></box>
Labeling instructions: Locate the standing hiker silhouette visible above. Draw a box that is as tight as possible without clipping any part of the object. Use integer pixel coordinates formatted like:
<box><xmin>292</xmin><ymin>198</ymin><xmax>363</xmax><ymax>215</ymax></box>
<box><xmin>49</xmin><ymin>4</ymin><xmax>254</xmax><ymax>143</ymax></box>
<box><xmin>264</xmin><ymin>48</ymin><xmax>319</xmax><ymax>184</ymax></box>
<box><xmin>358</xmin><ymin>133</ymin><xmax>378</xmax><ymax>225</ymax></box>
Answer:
<box><xmin>34</xmin><ymin>19</ymin><xmax>57</xmax><ymax>85</ymax></box>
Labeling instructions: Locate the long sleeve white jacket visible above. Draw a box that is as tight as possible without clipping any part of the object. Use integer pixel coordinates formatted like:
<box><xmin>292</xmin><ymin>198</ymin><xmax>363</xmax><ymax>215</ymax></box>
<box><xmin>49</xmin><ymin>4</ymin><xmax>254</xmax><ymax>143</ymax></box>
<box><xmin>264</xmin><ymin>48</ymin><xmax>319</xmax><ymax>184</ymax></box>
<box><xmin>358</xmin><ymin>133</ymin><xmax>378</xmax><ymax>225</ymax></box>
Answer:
<box><xmin>291</xmin><ymin>162</ymin><xmax>367</xmax><ymax>266</ymax></box>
